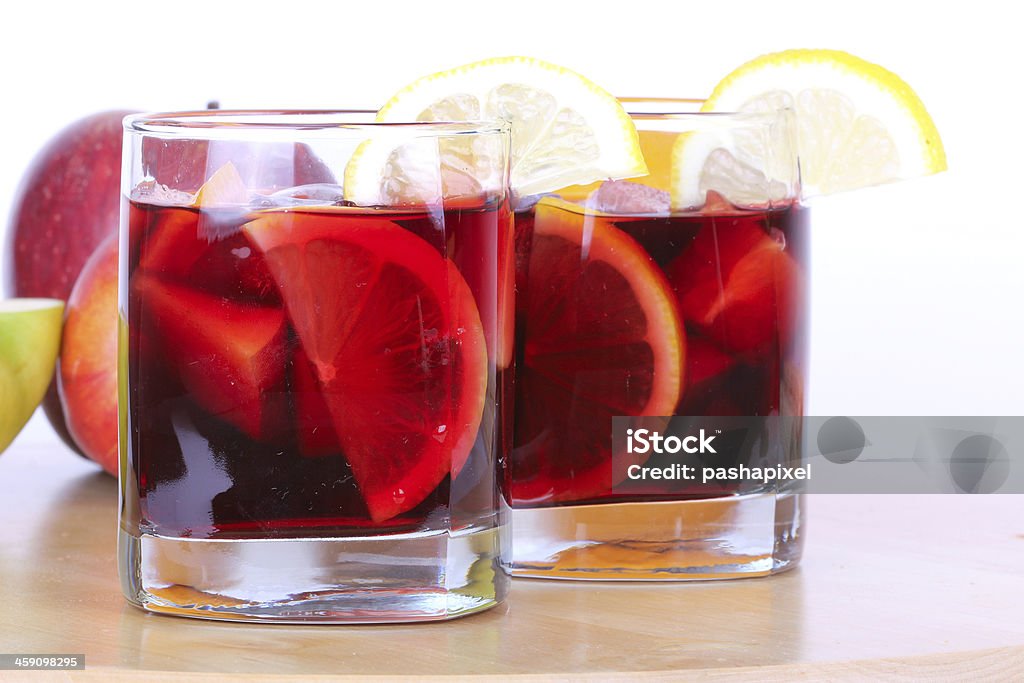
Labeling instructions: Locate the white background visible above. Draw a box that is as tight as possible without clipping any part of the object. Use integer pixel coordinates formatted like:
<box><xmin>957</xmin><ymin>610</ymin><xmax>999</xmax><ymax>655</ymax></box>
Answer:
<box><xmin>2</xmin><ymin>0</ymin><xmax>1022</xmax><ymax>450</ymax></box>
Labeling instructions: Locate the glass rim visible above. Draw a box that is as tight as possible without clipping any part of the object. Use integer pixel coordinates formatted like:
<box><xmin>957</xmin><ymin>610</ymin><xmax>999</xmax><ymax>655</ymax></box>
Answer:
<box><xmin>618</xmin><ymin>97</ymin><xmax>706</xmax><ymax>112</ymax></box>
<box><xmin>617</xmin><ymin>97</ymin><xmax>792</xmax><ymax>122</ymax></box>
<box><xmin>123</xmin><ymin>109</ymin><xmax>510</xmax><ymax>138</ymax></box>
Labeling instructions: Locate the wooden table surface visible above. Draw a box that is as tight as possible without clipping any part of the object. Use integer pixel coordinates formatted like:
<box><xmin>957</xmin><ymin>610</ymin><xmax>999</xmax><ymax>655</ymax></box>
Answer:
<box><xmin>1</xmin><ymin>438</ymin><xmax>1023</xmax><ymax>681</ymax></box>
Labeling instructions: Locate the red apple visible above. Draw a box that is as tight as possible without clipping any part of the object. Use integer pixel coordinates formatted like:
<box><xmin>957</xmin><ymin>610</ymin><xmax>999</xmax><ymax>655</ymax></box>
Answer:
<box><xmin>57</xmin><ymin>234</ymin><xmax>119</xmax><ymax>474</ymax></box>
<box><xmin>6</xmin><ymin>109</ymin><xmax>335</xmax><ymax>455</ymax></box>
<box><xmin>5</xmin><ymin>111</ymin><xmax>132</xmax><ymax>300</ymax></box>
<box><xmin>5</xmin><ymin>110</ymin><xmax>136</xmax><ymax>453</ymax></box>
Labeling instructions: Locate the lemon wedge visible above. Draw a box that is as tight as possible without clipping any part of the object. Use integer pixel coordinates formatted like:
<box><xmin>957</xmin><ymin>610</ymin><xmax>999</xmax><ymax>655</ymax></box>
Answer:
<box><xmin>673</xmin><ymin>49</ymin><xmax>947</xmax><ymax>208</ymax></box>
<box><xmin>345</xmin><ymin>56</ymin><xmax>646</xmax><ymax>204</ymax></box>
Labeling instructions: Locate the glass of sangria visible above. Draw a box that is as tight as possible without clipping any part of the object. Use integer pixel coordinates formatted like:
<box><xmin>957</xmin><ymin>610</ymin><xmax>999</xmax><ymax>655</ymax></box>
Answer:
<box><xmin>508</xmin><ymin>100</ymin><xmax>808</xmax><ymax>579</ymax></box>
<box><xmin>118</xmin><ymin>111</ymin><xmax>513</xmax><ymax>621</ymax></box>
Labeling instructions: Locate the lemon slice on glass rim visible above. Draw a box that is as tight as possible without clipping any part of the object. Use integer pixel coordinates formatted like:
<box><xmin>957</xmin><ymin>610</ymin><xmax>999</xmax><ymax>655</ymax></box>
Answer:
<box><xmin>672</xmin><ymin>48</ymin><xmax>947</xmax><ymax>209</ymax></box>
<box><xmin>343</xmin><ymin>56</ymin><xmax>647</xmax><ymax>204</ymax></box>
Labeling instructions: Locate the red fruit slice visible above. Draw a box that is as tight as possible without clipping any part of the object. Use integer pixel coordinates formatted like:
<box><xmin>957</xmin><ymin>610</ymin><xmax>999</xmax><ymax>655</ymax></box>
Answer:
<box><xmin>137</xmin><ymin>208</ymin><xmax>281</xmax><ymax>303</ymax></box>
<box><xmin>133</xmin><ymin>275</ymin><xmax>288</xmax><ymax>440</ymax></box>
<box><xmin>292</xmin><ymin>346</ymin><xmax>340</xmax><ymax>458</ymax></box>
<box><xmin>139</xmin><ymin>163</ymin><xmax>248</xmax><ymax>275</ymax></box>
<box><xmin>666</xmin><ymin>214</ymin><xmax>802</xmax><ymax>357</ymax></box>
<box><xmin>243</xmin><ymin>209</ymin><xmax>487</xmax><ymax>522</ymax></box>
<box><xmin>136</xmin><ymin>205</ymin><xmax>204</xmax><ymax>279</ymax></box>
<box><xmin>186</xmin><ymin>232</ymin><xmax>283</xmax><ymax>304</ymax></box>
<box><xmin>136</xmin><ymin>164</ymin><xmax>281</xmax><ymax>303</ymax></box>
<box><xmin>512</xmin><ymin>198</ymin><xmax>685</xmax><ymax>505</ymax></box>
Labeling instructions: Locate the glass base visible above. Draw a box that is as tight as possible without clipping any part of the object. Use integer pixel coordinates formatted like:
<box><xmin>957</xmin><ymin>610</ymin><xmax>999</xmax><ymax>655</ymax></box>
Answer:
<box><xmin>508</xmin><ymin>492</ymin><xmax>804</xmax><ymax>580</ymax></box>
<box><xmin>119</xmin><ymin>525</ymin><xmax>507</xmax><ymax>623</ymax></box>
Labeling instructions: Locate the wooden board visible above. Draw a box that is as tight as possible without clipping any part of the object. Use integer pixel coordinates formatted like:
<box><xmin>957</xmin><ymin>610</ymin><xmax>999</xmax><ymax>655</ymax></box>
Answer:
<box><xmin>1</xmin><ymin>440</ymin><xmax>1022</xmax><ymax>680</ymax></box>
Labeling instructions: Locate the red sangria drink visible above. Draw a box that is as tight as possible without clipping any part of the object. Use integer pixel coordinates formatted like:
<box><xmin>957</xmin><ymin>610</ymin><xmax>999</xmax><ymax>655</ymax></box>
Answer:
<box><xmin>322</xmin><ymin>53</ymin><xmax>942</xmax><ymax>582</ymax></box>
<box><xmin>509</xmin><ymin>104</ymin><xmax>808</xmax><ymax>579</ymax></box>
<box><xmin>118</xmin><ymin>112</ymin><xmax>512</xmax><ymax>622</ymax></box>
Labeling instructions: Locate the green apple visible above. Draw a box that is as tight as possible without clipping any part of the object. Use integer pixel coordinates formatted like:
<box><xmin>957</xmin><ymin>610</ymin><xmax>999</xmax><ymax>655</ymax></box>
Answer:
<box><xmin>0</xmin><ymin>298</ymin><xmax>64</xmax><ymax>454</ymax></box>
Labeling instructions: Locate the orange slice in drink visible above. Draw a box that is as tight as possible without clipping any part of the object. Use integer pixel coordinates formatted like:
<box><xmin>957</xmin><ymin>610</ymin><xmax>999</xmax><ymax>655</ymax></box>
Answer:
<box><xmin>512</xmin><ymin>198</ymin><xmax>685</xmax><ymax>504</ymax></box>
<box><xmin>243</xmin><ymin>209</ymin><xmax>487</xmax><ymax>522</ymax></box>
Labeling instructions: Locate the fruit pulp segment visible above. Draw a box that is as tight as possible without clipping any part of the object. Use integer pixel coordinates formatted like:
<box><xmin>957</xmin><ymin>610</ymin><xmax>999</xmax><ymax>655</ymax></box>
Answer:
<box><xmin>126</xmin><ymin>199</ymin><xmax>507</xmax><ymax>538</ymax></box>
<box><xmin>510</xmin><ymin>198</ymin><xmax>809</xmax><ymax>507</ymax></box>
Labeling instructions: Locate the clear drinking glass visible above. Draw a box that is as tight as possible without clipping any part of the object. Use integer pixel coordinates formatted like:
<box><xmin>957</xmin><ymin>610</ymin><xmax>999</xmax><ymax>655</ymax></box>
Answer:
<box><xmin>118</xmin><ymin>111</ymin><xmax>512</xmax><ymax>621</ymax></box>
<box><xmin>508</xmin><ymin>100</ymin><xmax>807</xmax><ymax>579</ymax></box>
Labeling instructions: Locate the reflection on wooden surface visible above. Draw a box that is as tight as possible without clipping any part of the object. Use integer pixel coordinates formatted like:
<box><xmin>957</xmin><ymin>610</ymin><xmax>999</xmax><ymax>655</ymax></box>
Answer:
<box><xmin>0</xmin><ymin>442</ymin><xmax>1022</xmax><ymax>678</ymax></box>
